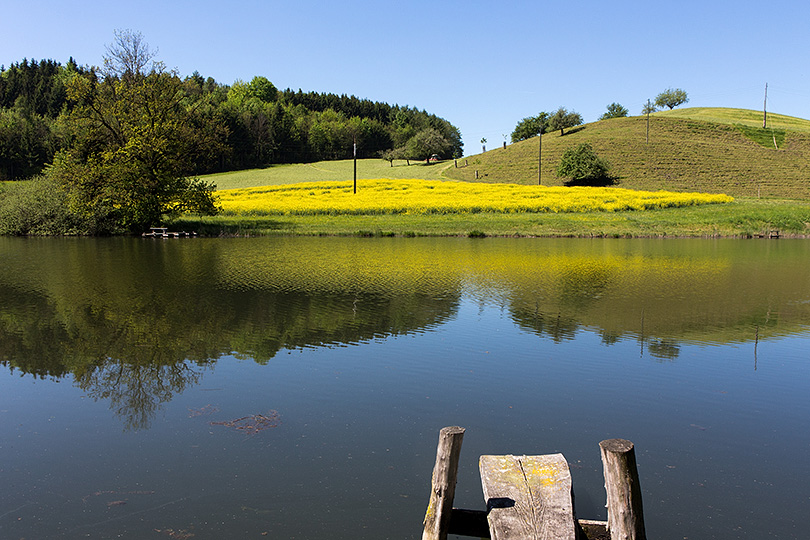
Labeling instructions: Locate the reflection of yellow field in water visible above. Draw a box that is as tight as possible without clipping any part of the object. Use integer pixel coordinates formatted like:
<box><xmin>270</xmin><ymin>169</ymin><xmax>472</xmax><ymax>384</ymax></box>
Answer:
<box><xmin>214</xmin><ymin>237</ymin><xmax>810</xmax><ymax>346</ymax></box>
<box><xmin>217</xmin><ymin>179</ymin><xmax>733</xmax><ymax>216</ymax></box>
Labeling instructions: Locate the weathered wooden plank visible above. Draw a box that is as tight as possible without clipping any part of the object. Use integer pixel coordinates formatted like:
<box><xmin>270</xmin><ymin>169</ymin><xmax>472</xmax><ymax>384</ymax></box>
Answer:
<box><xmin>479</xmin><ymin>454</ymin><xmax>578</xmax><ymax>540</ymax></box>
<box><xmin>422</xmin><ymin>426</ymin><xmax>466</xmax><ymax>540</ymax></box>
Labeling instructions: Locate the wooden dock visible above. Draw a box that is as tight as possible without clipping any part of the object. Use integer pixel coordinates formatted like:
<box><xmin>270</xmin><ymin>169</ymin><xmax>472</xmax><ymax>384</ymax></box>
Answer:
<box><xmin>141</xmin><ymin>227</ymin><xmax>197</xmax><ymax>238</ymax></box>
<box><xmin>422</xmin><ymin>427</ymin><xmax>646</xmax><ymax>540</ymax></box>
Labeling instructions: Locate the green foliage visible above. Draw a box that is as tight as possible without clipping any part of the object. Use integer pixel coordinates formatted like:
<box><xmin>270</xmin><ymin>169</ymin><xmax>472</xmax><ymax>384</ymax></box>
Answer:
<box><xmin>405</xmin><ymin>128</ymin><xmax>453</xmax><ymax>161</ymax></box>
<box><xmin>0</xmin><ymin>50</ymin><xmax>464</xmax><ymax>184</ymax></box>
<box><xmin>655</xmin><ymin>88</ymin><xmax>689</xmax><ymax>110</ymax></box>
<box><xmin>555</xmin><ymin>143</ymin><xmax>612</xmax><ymax>186</ymax></box>
<box><xmin>511</xmin><ymin>112</ymin><xmax>548</xmax><ymax>142</ymax></box>
<box><xmin>547</xmin><ymin>107</ymin><xmax>583</xmax><ymax>135</ymax></box>
<box><xmin>51</xmin><ymin>62</ymin><xmax>224</xmax><ymax>232</ymax></box>
<box><xmin>599</xmin><ymin>103</ymin><xmax>629</xmax><ymax>120</ymax></box>
<box><xmin>0</xmin><ymin>176</ymin><xmax>92</xmax><ymax>235</ymax></box>
<box><xmin>641</xmin><ymin>100</ymin><xmax>657</xmax><ymax>115</ymax></box>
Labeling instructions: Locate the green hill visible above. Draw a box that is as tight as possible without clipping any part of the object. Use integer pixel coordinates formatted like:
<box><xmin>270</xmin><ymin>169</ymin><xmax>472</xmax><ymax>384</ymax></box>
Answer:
<box><xmin>444</xmin><ymin>108</ymin><xmax>810</xmax><ymax>200</ymax></box>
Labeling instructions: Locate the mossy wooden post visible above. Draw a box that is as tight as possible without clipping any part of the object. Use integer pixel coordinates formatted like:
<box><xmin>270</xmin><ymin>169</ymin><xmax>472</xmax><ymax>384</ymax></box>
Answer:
<box><xmin>599</xmin><ymin>439</ymin><xmax>646</xmax><ymax>540</ymax></box>
<box><xmin>423</xmin><ymin>426</ymin><xmax>466</xmax><ymax>540</ymax></box>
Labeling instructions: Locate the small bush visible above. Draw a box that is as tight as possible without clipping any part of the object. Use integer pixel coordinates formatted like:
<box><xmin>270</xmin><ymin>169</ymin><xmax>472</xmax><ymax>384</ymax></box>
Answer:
<box><xmin>556</xmin><ymin>143</ymin><xmax>613</xmax><ymax>187</ymax></box>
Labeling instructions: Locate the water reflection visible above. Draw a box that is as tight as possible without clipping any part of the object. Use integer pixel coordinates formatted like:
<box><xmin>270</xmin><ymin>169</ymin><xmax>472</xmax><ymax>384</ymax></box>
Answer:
<box><xmin>2</xmin><ymin>237</ymin><xmax>810</xmax><ymax>427</ymax></box>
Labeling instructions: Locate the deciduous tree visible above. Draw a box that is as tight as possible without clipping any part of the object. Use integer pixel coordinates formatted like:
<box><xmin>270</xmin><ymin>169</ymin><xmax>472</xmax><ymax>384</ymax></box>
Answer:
<box><xmin>599</xmin><ymin>103</ymin><xmax>628</xmax><ymax>120</ymax></box>
<box><xmin>50</xmin><ymin>33</ymin><xmax>224</xmax><ymax>233</ymax></box>
<box><xmin>511</xmin><ymin>112</ymin><xmax>548</xmax><ymax>142</ymax></box>
<box><xmin>654</xmin><ymin>88</ymin><xmax>688</xmax><ymax>110</ymax></box>
<box><xmin>547</xmin><ymin>107</ymin><xmax>583</xmax><ymax>136</ymax></box>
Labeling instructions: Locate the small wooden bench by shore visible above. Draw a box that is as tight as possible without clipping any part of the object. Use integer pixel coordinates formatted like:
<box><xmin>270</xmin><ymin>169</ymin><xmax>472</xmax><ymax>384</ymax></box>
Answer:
<box><xmin>141</xmin><ymin>227</ymin><xmax>197</xmax><ymax>238</ymax></box>
<box><xmin>422</xmin><ymin>426</ymin><xmax>646</xmax><ymax>540</ymax></box>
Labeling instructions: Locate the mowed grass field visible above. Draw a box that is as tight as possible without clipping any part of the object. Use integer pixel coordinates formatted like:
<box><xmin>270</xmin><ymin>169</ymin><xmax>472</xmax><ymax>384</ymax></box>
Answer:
<box><xmin>207</xmin><ymin>159</ymin><xmax>453</xmax><ymax>190</ymax></box>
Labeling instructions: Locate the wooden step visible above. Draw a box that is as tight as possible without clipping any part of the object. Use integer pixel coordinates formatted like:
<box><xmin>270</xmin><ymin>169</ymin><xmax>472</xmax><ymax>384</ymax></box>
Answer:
<box><xmin>479</xmin><ymin>454</ymin><xmax>578</xmax><ymax>540</ymax></box>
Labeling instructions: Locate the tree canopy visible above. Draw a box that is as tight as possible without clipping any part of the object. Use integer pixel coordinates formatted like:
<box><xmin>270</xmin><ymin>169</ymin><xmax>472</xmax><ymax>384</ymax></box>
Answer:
<box><xmin>46</xmin><ymin>33</ymin><xmax>226</xmax><ymax>233</ymax></box>
<box><xmin>599</xmin><ymin>102</ymin><xmax>628</xmax><ymax>120</ymax></box>
<box><xmin>547</xmin><ymin>107</ymin><xmax>583</xmax><ymax>136</ymax></box>
<box><xmin>655</xmin><ymin>88</ymin><xmax>688</xmax><ymax>110</ymax></box>
<box><xmin>0</xmin><ymin>34</ymin><xmax>463</xmax><ymax>183</ymax></box>
<box><xmin>511</xmin><ymin>112</ymin><xmax>548</xmax><ymax>142</ymax></box>
<box><xmin>556</xmin><ymin>143</ymin><xmax>612</xmax><ymax>186</ymax></box>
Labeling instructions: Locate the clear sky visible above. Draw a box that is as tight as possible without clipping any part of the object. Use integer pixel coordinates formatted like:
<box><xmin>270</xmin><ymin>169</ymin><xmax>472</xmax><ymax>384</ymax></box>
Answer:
<box><xmin>3</xmin><ymin>0</ymin><xmax>808</xmax><ymax>155</ymax></box>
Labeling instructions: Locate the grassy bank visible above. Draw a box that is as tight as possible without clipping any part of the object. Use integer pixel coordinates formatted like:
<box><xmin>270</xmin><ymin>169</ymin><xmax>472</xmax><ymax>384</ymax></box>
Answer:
<box><xmin>175</xmin><ymin>198</ymin><xmax>810</xmax><ymax>238</ymax></box>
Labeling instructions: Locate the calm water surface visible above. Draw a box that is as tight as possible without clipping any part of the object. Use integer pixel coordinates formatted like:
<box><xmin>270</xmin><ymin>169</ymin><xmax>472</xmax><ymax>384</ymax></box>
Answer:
<box><xmin>1</xmin><ymin>237</ymin><xmax>809</xmax><ymax>539</ymax></box>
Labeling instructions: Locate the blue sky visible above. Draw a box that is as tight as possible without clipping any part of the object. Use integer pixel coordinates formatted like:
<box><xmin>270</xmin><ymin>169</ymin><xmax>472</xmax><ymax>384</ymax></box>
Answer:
<box><xmin>3</xmin><ymin>0</ymin><xmax>808</xmax><ymax>155</ymax></box>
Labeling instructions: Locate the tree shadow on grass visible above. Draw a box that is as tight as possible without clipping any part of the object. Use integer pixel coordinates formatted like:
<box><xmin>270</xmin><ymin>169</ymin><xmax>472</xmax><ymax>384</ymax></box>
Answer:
<box><xmin>561</xmin><ymin>126</ymin><xmax>587</xmax><ymax>136</ymax></box>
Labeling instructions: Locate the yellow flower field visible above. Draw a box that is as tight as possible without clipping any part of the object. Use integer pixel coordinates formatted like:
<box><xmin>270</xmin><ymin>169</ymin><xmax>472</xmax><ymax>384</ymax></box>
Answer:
<box><xmin>217</xmin><ymin>179</ymin><xmax>733</xmax><ymax>216</ymax></box>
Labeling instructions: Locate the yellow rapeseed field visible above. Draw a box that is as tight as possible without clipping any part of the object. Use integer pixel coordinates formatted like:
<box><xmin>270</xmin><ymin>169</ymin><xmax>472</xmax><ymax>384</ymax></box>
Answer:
<box><xmin>217</xmin><ymin>179</ymin><xmax>733</xmax><ymax>216</ymax></box>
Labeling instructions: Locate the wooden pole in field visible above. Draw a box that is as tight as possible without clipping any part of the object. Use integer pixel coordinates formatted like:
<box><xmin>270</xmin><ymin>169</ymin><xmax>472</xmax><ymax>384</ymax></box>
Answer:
<box><xmin>423</xmin><ymin>426</ymin><xmax>466</xmax><ymax>540</ymax></box>
<box><xmin>646</xmin><ymin>100</ymin><xmax>651</xmax><ymax>144</ymax></box>
<box><xmin>538</xmin><ymin>131</ymin><xmax>543</xmax><ymax>185</ymax></box>
<box><xmin>600</xmin><ymin>438</ymin><xmax>647</xmax><ymax>540</ymax></box>
<box><xmin>353</xmin><ymin>137</ymin><xmax>357</xmax><ymax>194</ymax></box>
<box><xmin>763</xmin><ymin>83</ymin><xmax>768</xmax><ymax>129</ymax></box>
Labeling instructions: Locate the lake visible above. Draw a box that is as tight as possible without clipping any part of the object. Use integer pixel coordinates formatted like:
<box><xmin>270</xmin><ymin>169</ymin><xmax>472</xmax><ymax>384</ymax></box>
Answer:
<box><xmin>1</xmin><ymin>236</ymin><xmax>809</xmax><ymax>539</ymax></box>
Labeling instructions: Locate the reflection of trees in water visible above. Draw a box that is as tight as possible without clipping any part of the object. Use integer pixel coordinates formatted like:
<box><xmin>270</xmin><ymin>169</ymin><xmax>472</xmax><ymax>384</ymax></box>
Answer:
<box><xmin>646</xmin><ymin>339</ymin><xmax>680</xmax><ymax>361</ymax></box>
<box><xmin>75</xmin><ymin>360</ymin><xmax>208</xmax><ymax>431</ymax></box>
<box><xmin>0</xmin><ymin>283</ymin><xmax>459</xmax><ymax>429</ymax></box>
<box><xmin>510</xmin><ymin>307</ymin><xmax>580</xmax><ymax>343</ymax></box>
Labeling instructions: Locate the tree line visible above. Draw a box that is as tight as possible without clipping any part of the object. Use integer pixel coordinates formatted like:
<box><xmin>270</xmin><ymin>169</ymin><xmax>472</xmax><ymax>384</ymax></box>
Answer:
<box><xmin>0</xmin><ymin>57</ymin><xmax>462</xmax><ymax>183</ymax></box>
<box><xmin>0</xmin><ymin>31</ymin><xmax>462</xmax><ymax>235</ymax></box>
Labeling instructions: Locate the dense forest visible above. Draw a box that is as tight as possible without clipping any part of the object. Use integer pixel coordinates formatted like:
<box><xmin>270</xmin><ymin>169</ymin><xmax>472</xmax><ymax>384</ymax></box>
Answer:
<box><xmin>0</xmin><ymin>57</ymin><xmax>463</xmax><ymax>181</ymax></box>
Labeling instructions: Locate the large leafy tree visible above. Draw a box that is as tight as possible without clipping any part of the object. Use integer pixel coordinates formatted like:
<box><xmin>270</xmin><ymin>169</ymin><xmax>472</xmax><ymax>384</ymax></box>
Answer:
<box><xmin>654</xmin><ymin>88</ymin><xmax>688</xmax><ymax>110</ymax></box>
<box><xmin>405</xmin><ymin>128</ymin><xmax>453</xmax><ymax>161</ymax></box>
<box><xmin>51</xmin><ymin>31</ymin><xmax>224</xmax><ymax>233</ymax></box>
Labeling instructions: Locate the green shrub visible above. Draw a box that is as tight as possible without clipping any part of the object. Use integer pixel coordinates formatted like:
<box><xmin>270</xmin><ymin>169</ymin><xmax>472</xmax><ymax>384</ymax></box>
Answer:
<box><xmin>556</xmin><ymin>143</ymin><xmax>613</xmax><ymax>187</ymax></box>
<box><xmin>0</xmin><ymin>177</ymin><xmax>92</xmax><ymax>235</ymax></box>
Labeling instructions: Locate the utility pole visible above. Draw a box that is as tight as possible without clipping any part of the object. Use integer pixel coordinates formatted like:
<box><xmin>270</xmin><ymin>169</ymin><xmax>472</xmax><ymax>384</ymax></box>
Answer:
<box><xmin>538</xmin><ymin>130</ymin><xmax>543</xmax><ymax>185</ymax></box>
<box><xmin>353</xmin><ymin>135</ymin><xmax>357</xmax><ymax>194</ymax></box>
<box><xmin>763</xmin><ymin>83</ymin><xmax>768</xmax><ymax>129</ymax></box>
<box><xmin>646</xmin><ymin>99</ymin><xmax>651</xmax><ymax>144</ymax></box>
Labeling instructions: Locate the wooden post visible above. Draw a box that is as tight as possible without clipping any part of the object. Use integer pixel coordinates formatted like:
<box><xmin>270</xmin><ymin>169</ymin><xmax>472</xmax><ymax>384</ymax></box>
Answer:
<box><xmin>423</xmin><ymin>426</ymin><xmax>466</xmax><ymax>540</ymax></box>
<box><xmin>599</xmin><ymin>439</ymin><xmax>646</xmax><ymax>540</ymax></box>
<box><xmin>353</xmin><ymin>138</ymin><xmax>357</xmax><ymax>194</ymax></box>
<box><xmin>538</xmin><ymin>130</ymin><xmax>543</xmax><ymax>185</ymax></box>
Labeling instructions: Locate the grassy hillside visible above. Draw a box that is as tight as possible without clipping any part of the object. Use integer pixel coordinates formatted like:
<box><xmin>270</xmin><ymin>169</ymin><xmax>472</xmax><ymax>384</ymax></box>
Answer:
<box><xmin>444</xmin><ymin>108</ymin><xmax>810</xmax><ymax>200</ymax></box>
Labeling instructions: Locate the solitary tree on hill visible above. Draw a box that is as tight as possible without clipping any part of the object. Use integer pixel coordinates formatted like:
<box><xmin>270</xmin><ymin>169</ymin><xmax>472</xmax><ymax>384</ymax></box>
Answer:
<box><xmin>547</xmin><ymin>107</ymin><xmax>583</xmax><ymax>136</ymax></box>
<box><xmin>556</xmin><ymin>143</ymin><xmax>612</xmax><ymax>186</ymax></box>
<box><xmin>654</xmin><ymin>88</ymin><xmax>688</xmax><ymax>110</ymax></box>
<box><xmin>599</xmin><ymin>103</ymin><xmax>629</xmax><ymax>120</ymax></box>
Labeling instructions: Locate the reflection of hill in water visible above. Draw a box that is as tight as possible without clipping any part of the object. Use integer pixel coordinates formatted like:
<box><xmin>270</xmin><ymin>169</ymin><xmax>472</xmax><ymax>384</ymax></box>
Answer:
<box><xmin>499</xmin><ymin>241</ymin><xmax>810</xmax><ymax>353</ymax></box>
